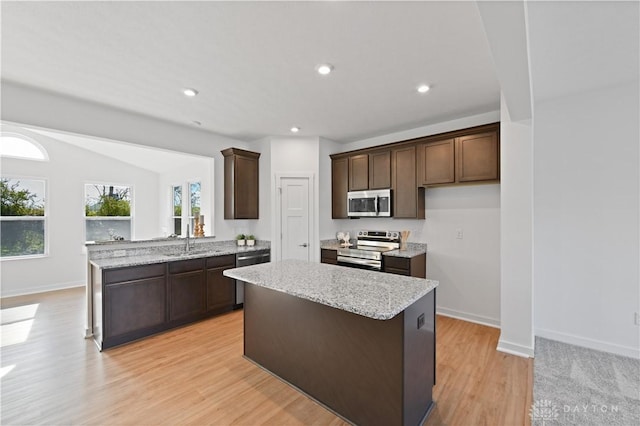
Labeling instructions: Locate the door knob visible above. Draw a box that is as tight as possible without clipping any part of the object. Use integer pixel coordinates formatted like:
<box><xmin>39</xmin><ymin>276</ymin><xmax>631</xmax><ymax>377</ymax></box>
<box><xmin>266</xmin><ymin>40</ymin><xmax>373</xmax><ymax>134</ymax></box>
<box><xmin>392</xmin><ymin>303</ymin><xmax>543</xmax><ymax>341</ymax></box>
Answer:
<box><xmin>299</xmin><ymin>243</ymin><xmax>308</xmax><ymax>247</ymax></box>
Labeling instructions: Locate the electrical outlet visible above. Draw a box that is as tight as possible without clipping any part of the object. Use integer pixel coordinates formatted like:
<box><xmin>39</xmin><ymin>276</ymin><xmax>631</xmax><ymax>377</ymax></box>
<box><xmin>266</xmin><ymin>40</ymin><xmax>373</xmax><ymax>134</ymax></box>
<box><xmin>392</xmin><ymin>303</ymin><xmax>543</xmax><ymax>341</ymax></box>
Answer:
<box><xmin>634</xmin><ymin>312</ymin><xmax>640</xmax><ymax>326</ymax></box>
<box><xmin>456</xmin><ymin>228</ymin><xmax>463</xmax><ymax>239</ymax></box>
<box><xmin>417</xmin><ymin>313</ymin><xmax>425</xmax><ymax>329</ymax></box>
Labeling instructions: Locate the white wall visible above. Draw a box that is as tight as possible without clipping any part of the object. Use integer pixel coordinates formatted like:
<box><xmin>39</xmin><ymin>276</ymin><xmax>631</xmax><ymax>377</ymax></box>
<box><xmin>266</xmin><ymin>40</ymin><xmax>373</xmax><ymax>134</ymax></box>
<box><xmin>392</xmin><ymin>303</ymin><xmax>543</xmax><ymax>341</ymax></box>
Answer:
<box><xmin>320</xmin><ymin>112</ymin><xmax>502</xmax><ymax>327</ymax></box>
<box><xmin>1</xmin><ymin>125</ymin><xmax>160</xmax><ymax>296</ymax></box>
<box><xmin>157</xmin><ymin>158</ymin><xmax>215</xmax><ymax>237</ymax></box>
<box><xmin>533</xmin><ymin>82</ymin><xmax>640</xmax><ymax>358</ymax></box>
<box><xmin>269</xmin><ymin>137</ymin><xmax>320</xmax><ymax>262</ymax></box>
<box><xmin>319</xmin><ymin>137</ymin><xmax>342</xmax><ymax>240</ymax></box>
<box><xmin>250</xmin><ymin>137</ymin><xmax>272</xmax><ymax>242</ymax></box>
<box><xmin>498</xmin><ymin>93</ymin><xmax>534</xmax><ymax>357</ymax></box>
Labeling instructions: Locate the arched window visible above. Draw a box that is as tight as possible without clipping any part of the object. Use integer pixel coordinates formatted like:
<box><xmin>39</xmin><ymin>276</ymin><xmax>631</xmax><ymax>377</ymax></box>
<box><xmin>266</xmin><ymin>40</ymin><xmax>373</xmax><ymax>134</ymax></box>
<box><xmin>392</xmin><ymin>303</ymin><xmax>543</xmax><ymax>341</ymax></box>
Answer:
<box><xmin>1</xmin><ymin>133</ymin><xmax>48</xmax><ymax>258</ymax></box>
<box><xmin>0</xmin><ymin>133</ymin><xmax>49</xmax><ymax>161</ymax></box>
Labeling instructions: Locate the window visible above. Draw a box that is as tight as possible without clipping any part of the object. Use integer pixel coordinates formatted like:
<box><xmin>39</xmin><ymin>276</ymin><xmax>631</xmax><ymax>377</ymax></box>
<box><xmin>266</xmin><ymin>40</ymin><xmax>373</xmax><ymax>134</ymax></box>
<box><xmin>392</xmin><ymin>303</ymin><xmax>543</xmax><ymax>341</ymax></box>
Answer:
<box><xmin>85</xmin><ymin>184</ymin><xmax>132</xmax><ymax>242</ymax></box>
<box><xmin>170</xmin><ymin>181</ymin><xmax>201</xmax><ymax>236</ymax></box>
<box><xmin>0</xmin><ymin>133</ymin><xmax>48</xmax><ymax>161</ymax></box>
<box><xmin>172</xmin><ymin>185</ymin><xmax>182</xmax><ymax>236</ymax></box>
<box><xmin>0</xmin><ymin>178</ymin><xmax>46</xmax><ymax>258</ymax></box>
<box><xmin>189</xmin><ymin>182</ymin><xmax>201</xmax><ymax>233</ymax></box>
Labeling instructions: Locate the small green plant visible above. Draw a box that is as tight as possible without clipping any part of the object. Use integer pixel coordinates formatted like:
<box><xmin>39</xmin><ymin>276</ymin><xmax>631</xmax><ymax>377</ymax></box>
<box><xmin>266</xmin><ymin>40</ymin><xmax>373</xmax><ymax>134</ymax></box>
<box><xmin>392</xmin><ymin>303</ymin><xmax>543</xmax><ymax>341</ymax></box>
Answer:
<box><xmin>236</xmin><ymin>234</ymin><xmax>245</xmax><ymax>240</ymax></box>
<box><xmin>247</xmin><ymin>235</ymin><xmax>255</xmax><ymax>240</ymax></box>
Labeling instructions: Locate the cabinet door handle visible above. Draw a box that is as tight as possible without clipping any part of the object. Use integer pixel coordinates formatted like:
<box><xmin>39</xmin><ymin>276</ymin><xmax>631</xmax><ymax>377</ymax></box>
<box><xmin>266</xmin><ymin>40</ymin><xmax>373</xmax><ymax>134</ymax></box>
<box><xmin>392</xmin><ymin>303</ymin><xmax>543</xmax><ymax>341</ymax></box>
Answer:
<box><xmin>299</xmin><ymin>243</ymin><xmax>308</xmax><ymax>247</ymax></box>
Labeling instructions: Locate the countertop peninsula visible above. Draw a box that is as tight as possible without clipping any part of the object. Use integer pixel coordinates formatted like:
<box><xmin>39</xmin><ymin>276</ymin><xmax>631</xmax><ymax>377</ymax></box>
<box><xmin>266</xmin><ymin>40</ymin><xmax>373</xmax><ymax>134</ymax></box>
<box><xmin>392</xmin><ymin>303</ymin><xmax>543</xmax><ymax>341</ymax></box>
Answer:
<box><xmin>224</xmin><ymin>259</ymin><xmax>438</xmax><ymax>320</ymax></box>
<box><xmin>88</xmin><ymin>239</ymin><xmax>270</xmax><ymax>269</ymax></box>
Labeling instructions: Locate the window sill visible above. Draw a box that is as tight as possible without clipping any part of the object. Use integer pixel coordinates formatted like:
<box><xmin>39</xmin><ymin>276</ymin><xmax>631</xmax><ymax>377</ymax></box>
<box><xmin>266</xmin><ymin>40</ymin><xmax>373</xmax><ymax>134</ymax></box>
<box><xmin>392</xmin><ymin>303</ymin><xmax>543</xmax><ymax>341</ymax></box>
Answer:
<box><xmin>0</xmin><ymin>253</ymin><xmax>49</xmax><ymax>261</ymax></box>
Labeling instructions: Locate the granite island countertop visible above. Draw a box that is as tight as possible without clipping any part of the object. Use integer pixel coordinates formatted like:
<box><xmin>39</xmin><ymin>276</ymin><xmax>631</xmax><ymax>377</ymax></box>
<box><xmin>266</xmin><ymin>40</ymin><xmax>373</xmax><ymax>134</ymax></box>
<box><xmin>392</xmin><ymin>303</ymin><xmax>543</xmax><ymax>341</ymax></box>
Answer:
<box><xmin>88</xmin><ymin>240</ymin><xmax>270</xmax><ymax>269</ymax></box>
<box><xmin>224</xmin><ymin>259</ymin><xmax>438</xmax><ymax>320</ymax></box>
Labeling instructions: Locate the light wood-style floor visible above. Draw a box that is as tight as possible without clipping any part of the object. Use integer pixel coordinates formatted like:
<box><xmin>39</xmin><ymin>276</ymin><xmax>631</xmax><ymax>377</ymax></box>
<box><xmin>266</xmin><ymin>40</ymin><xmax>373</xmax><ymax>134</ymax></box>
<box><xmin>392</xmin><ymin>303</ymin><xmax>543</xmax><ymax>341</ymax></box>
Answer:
<box><xmin>1</xmin><ymin>287</ymin><xmax>532</xmax><ymax>425</ymax></box>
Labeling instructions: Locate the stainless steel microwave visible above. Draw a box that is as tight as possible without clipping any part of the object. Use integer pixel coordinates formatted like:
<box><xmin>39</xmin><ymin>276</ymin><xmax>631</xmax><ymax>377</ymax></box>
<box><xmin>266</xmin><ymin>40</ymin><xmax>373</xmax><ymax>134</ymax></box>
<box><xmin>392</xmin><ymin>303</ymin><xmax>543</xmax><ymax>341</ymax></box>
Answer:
<box><xmin>347</xmin><ymin>189</ymin><xmax>392</xmax><ymax>217</ymax></box>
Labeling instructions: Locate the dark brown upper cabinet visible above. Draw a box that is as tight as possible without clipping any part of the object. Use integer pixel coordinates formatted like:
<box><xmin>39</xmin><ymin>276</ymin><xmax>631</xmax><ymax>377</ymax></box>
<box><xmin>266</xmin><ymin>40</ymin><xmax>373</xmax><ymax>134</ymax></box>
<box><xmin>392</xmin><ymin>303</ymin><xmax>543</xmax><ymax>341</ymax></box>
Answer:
<box><xmin>331</xmin><ymin>157</ymin><xmax>349</xmax><ymax>219</ymax></box>
<box><xmin>417</xmin><ymin>139</ymin><xmax>455</xmax><ymax>186</ymax></box>
<box><xmin>222</xmin><ymin>148</ymin><xmax>260</xmax><ymax>219</ymax></box>
<box><xmin>348</xmin><ymin>151</ymin><xmax>391</xmax><ymax>191</ymax></box>
<box><xmin>368</xmin><ymin>150</ymin><xmax>391</xmax><ymax>189</ymax></box>
<box><xmin>392</xmin><ymin>145</ymin><xmax>424</xmax><ymax>219</ymax></box>
<box><xmin>456</xmin><ymin>131</ymin><xmax>499</xmax><ymax>182</ymax></box>
<box><xmin>348</xmin><ymin>154</ymin><xmax>369</xmax><ymax>191</ymax></box>
<box><xmin>329</xmin><ymin>123</ymin><xmax>499</xmax><ymax>220</ymax></box>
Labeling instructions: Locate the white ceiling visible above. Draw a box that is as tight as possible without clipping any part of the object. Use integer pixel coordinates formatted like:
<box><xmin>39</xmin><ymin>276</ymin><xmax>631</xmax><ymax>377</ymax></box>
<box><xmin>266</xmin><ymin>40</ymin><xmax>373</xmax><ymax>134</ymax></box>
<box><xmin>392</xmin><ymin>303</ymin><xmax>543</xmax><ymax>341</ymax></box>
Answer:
<box><xmin>0</xmin><ymin>1</ymin><xmax>501</xmax><ymax>143</ymax></box>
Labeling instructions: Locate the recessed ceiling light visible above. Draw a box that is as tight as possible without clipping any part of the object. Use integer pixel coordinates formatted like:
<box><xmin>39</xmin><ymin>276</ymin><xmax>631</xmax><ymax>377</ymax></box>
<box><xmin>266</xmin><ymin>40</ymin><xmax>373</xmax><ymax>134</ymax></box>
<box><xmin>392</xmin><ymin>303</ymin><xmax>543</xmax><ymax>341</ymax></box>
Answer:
<box><xmin>316</xmin><ymin>64</ymin><xmax>334</xmax><ymax>75</ymax></box>
<box><xmin>183</xmin><ymin>88</ymin><xmax>198</xmax><ymax>97</ymax></box>
<box><xmin>417</xmin><ymin>84</ymin><xmax>430</xmax><ymax>94</ymax></box>
<box><xmin>290</xmin><ymin>127</ymin><xmax>300</xmax><ymax>133</ymax></box>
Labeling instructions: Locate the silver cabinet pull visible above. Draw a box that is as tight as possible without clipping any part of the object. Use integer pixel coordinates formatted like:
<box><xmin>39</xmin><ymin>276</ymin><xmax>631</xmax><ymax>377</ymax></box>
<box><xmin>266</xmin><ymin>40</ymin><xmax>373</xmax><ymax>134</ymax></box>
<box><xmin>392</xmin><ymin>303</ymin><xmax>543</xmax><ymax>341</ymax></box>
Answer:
<box><xmin>299</xmin><ymin>243</ymin><xmax>308</xmax><ymax>247</ymax></box>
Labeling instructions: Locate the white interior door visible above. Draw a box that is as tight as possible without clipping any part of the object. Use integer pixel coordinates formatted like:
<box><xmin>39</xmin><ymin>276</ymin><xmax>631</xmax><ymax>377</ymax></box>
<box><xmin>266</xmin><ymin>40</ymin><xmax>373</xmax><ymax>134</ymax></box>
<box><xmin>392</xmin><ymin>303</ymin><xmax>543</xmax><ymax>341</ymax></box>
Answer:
<box><xmin>280</xmin><ymin>176</ymin><xmax>310</xmax><ymax>261</ymax></box>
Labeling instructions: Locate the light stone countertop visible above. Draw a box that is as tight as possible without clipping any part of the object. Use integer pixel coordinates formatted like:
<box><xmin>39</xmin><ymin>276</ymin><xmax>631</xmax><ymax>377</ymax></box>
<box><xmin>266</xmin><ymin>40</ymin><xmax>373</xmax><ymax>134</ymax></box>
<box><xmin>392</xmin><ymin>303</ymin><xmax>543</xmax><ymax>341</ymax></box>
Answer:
<box><xmin>224</xmin><ymin>259</ymin><xmax>438</xmax><ymax>320</ymax></box>
<box><xmin>89</xmin><ymin>241</ymin><xmax>270</xmax><ymax>269</ymax></box>
<box><xmin>320</xmin><ymin>239</ymin><xmax>427</xmax><ymax>258</ymax></box>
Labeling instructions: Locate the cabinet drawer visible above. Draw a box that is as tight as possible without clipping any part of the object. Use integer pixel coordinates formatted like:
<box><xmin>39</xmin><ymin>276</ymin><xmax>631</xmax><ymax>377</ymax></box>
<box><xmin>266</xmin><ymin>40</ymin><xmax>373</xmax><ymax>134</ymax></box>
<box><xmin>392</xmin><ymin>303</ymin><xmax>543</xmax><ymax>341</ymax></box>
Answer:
<box><xmin>321</xmin><ymin>249</ymin><xmax>337</xmax><ymax>261</ymax></box>
<box><xmin>383</xmin><ymin>256</ymin><xmax>411</xmax><ymax>271</ymax></box>
<box><xmin>206</xmin><ymin>254</ymin><xmax>235</xmax><ymax>269</ymax></box>
<box><xmin>169</xmin><ymin>258</ymin><xmax>205</xmax><ymax>274</ymax></box>
<box><xmin>104</xmin><ymin>263</ymin><xmax>165</xmax><ymax>284</ymax></box>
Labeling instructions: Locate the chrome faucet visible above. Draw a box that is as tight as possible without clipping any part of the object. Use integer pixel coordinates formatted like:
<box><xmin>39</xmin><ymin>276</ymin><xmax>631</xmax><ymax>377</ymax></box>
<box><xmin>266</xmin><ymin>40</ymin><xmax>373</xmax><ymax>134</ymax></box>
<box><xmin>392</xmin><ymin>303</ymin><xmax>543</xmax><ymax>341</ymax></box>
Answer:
<box><xmin>185</xmin><ymin>224</ymin><xmax>192</xmax><ymax>252</ymax></box>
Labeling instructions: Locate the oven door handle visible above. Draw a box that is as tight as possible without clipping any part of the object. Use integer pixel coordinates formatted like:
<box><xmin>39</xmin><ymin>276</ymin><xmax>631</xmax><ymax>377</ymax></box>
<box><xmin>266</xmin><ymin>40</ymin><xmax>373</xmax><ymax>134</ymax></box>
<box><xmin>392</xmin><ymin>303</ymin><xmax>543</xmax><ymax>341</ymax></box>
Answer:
<box><xmin>337</xmin><ymin>256</ymin><xmax>381</xmax><ymax>268</ymax></box>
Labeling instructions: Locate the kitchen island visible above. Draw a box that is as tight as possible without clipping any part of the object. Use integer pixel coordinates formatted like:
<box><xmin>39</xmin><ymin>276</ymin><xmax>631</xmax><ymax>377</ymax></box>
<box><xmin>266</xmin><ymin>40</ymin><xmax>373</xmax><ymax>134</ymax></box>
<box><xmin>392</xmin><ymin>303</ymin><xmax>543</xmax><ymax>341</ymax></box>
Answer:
<box><xmin>224</xmin><ymin>260</ymin><xmax>438</xmax><ymax>426</ymax></box>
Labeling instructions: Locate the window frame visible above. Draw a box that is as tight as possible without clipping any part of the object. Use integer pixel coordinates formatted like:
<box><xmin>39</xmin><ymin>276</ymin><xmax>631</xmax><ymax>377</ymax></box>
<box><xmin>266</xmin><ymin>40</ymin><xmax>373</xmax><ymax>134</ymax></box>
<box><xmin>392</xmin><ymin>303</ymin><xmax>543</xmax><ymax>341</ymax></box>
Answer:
<box><xmin>0</xmin><ymin>176</ymin><xmax>48</xmax><ymax>260</ymax></box>
<box><xmin>84</xmin><ymin>182</ymin><xmax>134</xmax><ymax>242</ymax></box>
<box><xmin>171</xmin><ymin>184</ymin><xmax>182</xmax><ymax>236</ymax></box>
<box><xmin>170</xmin><ymin>180</ymin><xmax>201</xmax><ymax>237</ymax></box>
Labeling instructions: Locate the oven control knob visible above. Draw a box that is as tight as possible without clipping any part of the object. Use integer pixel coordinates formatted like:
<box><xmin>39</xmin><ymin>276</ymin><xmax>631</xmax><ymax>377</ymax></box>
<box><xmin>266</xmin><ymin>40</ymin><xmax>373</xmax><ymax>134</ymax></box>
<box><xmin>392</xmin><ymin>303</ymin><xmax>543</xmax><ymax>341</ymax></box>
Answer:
<box><xmin>391</xmin><ymin>232</ymin><xmax>398</xmax><ymax>239</ymax></box>
<box><xmin>359</xmin><ymin>231</ymin><xmax>366</xmax><ymax>236</ymax></box>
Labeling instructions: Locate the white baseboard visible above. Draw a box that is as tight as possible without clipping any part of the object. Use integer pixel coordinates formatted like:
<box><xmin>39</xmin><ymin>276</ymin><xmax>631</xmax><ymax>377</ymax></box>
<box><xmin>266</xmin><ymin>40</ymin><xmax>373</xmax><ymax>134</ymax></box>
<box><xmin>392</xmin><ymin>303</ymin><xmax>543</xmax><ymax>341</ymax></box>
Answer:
<box><xmin>0</xmin><ymin>281</ymin><xmax>85</xmax><ymax>298</ymax></box>
<box><xmin>535</xmin><ymin>327</ymin><xmax>640</xmax><ymax>360</ymax></box>
<box><xmin>436</xmin><ymin>306</ymin><xmax>500</xmax><ymax>329</ymax></box>
<box><xmin>497</xmin><ymin>338</ymin><xmax>534</xmax><ymax>358</ymax></box>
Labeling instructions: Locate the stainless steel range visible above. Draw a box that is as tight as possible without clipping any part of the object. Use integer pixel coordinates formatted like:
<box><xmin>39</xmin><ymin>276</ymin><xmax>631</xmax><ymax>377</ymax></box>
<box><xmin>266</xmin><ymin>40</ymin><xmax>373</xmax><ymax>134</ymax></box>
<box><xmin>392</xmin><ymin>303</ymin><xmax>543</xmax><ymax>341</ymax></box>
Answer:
<box><xmin>337</xmin><ymin>230</ymin><xmax>400</xmax><ymax>271</ymax></box>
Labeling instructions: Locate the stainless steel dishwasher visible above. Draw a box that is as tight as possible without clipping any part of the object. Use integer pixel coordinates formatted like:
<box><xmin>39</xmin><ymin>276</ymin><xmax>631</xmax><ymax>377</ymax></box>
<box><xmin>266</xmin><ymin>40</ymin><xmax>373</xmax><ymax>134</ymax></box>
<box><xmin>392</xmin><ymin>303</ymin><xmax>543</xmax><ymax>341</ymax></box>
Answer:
<box><xmin>235</xmin><ymin>249</ymin><xmax>270</xmax><ymax>308</ymax></box>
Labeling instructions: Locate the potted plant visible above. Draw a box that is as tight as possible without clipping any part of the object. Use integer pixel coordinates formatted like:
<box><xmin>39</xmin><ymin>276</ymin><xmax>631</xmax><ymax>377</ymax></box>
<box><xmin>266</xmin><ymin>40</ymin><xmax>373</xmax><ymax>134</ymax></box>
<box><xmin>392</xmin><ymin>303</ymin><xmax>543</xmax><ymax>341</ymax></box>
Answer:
<box><xmin>246</xmin><ymin>235</ymin><xmax>256</xmax><ymax>247</ymax></box>
<box><xmin>236</xmin><ymin>234</ymin><xmax>246</xmax><ymax>246</ymax></box>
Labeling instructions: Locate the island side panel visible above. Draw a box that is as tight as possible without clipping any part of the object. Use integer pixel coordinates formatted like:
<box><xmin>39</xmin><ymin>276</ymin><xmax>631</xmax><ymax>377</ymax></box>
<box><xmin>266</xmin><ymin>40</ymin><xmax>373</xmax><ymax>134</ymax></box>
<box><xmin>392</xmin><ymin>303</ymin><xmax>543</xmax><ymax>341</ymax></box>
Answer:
<box><xmin>403</xmin><ymin>290</ymin><xmax>436</xmax><ymax>426</ymax></box>
<box><xmin>91</xmin><ymin>264</ymin><xmax>103</xmax><ymax>349</ymax></box>
<box><xmin>244</xmin><ymin>283</ymin><xmax>404</xmax><ymax>426</ymax></box>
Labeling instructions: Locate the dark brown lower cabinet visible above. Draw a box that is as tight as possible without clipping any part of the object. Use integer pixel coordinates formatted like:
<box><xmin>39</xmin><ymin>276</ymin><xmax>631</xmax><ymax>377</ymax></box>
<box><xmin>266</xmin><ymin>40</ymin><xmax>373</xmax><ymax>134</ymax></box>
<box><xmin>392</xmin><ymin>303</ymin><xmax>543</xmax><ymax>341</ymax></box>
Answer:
<box><xmin>94</xmin><ymin>254</ymin><xmax>238</xmax><ymax>350</ymax></box>
<box><xmin>383</xmin><ymin>253</ymin><xmax>426</xmax><ymax>278</ymax></box>
<box><xmin>104</xmin><ymin>276</ymin><xmax>166</xmax><ymax>339</ymax></box>
<box><xmin>101</xmin><ymin>263</ymin><xmax>167</xmax><ymax>349</ymax></box>
<box><xmin>320</xmin><ymin>248</ymin><xmax>338</xmax><ymax>265</ymax></box>
<box><xmin>169</xmin><ymin>258</ymin><xmax>206</xmax><ymax>322</ymax></box>
<box><xmin>206</xmin><ymin>255</ymin><xmax>236</xmax><ymax>313</ymax></box>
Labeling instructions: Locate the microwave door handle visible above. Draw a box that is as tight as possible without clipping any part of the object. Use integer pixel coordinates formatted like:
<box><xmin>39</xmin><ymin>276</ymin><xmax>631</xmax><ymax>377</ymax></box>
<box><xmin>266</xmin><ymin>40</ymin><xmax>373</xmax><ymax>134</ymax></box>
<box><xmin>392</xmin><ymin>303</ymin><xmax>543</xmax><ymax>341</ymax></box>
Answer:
<box><xmin>374</xmin><ymin>195</ymin><xmax>379</xmax><ymax>215</ymax></box>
